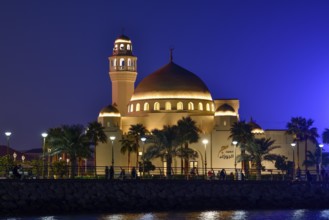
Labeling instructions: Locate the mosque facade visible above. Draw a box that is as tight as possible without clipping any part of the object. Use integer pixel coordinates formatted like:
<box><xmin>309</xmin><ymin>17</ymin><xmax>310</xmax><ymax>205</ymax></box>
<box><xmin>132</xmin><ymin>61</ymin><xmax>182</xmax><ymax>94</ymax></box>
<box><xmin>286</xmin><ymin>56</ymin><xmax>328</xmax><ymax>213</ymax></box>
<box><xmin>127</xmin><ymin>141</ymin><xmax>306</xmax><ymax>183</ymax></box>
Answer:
<box><xmin>96</xmin><ymin>35</ymin><xmax>313</xmax><ymax>176</ymax></box>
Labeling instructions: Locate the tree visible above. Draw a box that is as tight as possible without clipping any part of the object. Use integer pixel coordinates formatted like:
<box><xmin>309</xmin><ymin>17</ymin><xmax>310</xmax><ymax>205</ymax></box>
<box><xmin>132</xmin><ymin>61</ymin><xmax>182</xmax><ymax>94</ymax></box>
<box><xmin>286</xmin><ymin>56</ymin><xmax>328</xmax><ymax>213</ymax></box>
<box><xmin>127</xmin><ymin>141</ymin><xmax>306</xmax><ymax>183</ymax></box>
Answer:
<box><xmin>229</xmin><ymin>121</ymin><xmax>254</xmax><ymax>174</ymax></box>
<box><xmin>286</xmin><ymin>117</ymin><xmax>318</xmax><ymax>170</ymax></box>
<box><xmin>176</xmin><ymin>116</ymin><xmax>200</xmax><ymax>176</ymax></box>
<box><xmin>322</xmin><ymin>128</ymin><xmax>329</xmax><ymax>145</ymax></box>
<box><xmin>241</xmin><ymin>138</ymin><xmax>280</xmax><ymax>180</ymax></box>
<box><xmin>128</xmin><ymin>124</ymin><xmax>148</xmax><ymax>168</ymax></box>
<box><xmin>47</xmin><ymin>124</ymin><xmax>91</xmax><ymax>179</ymax></box>
<box><xmin>86</xmin><ymin>121</ymin><xmax>107</xmax><ymax>175</ymax></box>
<box><xmin>144</xmin><ymin>125</ymin><xmax>179</xmax><ymax>178</ymax></box>
<box><xmin>274</xmin><ymin>155</ymin><xmax>293</xmax><ymax>179</ymax></box>
<box><xmin>119</xmin><ymin>134</ymin><xmax>135</xmax><ymax>171</ymax></box>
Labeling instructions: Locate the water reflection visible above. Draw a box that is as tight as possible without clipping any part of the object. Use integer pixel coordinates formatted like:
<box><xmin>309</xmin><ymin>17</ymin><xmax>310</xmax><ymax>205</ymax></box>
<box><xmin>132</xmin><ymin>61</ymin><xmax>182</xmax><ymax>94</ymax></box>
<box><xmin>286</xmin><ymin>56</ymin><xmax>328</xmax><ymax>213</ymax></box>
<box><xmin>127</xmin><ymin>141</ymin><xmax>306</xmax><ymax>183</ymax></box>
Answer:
<box><xmin>4</xmin><ymin>209</ymin><xmax>329</xmax><ymax>220</ymax></box>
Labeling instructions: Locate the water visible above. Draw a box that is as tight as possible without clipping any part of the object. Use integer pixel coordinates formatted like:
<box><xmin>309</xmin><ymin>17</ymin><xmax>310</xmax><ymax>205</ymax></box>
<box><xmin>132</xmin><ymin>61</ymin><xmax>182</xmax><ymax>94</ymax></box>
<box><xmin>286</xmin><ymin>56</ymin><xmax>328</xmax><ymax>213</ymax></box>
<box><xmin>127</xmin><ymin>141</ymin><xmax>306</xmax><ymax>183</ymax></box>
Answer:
<box><xmin>2</xmin><ymin>210</ymin><xmax>329</xmax><ymax>220</ymax></box>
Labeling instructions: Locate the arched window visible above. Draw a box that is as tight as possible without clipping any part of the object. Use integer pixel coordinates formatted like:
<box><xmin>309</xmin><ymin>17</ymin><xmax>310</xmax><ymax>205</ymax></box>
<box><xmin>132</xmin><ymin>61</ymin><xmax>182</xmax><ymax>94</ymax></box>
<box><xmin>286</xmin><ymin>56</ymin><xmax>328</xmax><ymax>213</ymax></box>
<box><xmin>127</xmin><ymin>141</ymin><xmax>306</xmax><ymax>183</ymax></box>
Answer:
<box><xmin>165</xmin><ymin>102</ymin><xmax>171</xmax><ymax>110</ymax></box>
<box><xmin>115</xmin><ymin>44</ymin><xmax>118</xmax><ymax>50</ymax></box>
<box><xmin>114</xmin><ymin>59</ymin><xmax>117</xmax><ymax>66</ymax></box>
<box><xmin>188</xmin><ymin>102</ymin><xmax>194</xmax><ymax>110</ymax></box>
<box><xmin>136</xmin><ymin>103</ymin><xmax>140</xmax><ymax>112</ymax></box>
<box><xmin>130</xmin><ymin>104</ymin><xmax>134</xmax><ymax>112</ymax></box>
<box><xmin>120</xmin><ymin>58</ymin><xmax>125</xmax><ymax>66</ymax></box>
<box><xmin>127</xmin><ymin>105</ymin><xmax>130</xmax><ymax>113</ymax></box>
<box><xmin>198</xmin><ymin>102</ymin><xmax>203</xmax><ymax>111</ymax></box>
<box><xmin>128</xmin><ymin>59</ymin><xmax>131</xmax><ymax>66</ymax></box>
<box><xmin>211</xmin><ymin>104</ymin><xmax>215</xmax><ymax>112</ymax></box>
<box><xmin>120</xmin><ymin>44</ymin><xmax>124</xmax><ymax>50</ymax></box>
<box><xmin>177</xmin><ymin>102</ymin><xmax>183</xmax><ymax>110</ymax></box>
<box><xmin>144</xmin><ymin>102</ymin><xmax>149</xmax><ymax>111</ymax></box>
<box><xmin>127</xmin><ymin>44</ymin><xmax>131</xmax><ymax>50</ymax></box>
<box><xmin>154</xmin><ymin>102</ymin><xmax>160</xmax><ymax>111</ymax></box>
<box><xmin>206</xmin><ymin>103</ymin><xmax>210</xmax><ymax>111</ymax></box>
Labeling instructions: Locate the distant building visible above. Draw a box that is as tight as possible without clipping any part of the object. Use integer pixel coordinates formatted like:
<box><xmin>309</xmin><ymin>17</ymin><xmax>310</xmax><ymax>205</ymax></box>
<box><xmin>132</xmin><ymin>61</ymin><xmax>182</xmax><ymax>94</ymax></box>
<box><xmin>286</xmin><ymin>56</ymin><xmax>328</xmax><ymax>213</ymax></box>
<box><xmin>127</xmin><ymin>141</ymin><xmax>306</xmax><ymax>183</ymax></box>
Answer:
<box><xmin>96</xmin><ymin>35</ymin><xmax>315</xmax><ymax>175</ymax></box>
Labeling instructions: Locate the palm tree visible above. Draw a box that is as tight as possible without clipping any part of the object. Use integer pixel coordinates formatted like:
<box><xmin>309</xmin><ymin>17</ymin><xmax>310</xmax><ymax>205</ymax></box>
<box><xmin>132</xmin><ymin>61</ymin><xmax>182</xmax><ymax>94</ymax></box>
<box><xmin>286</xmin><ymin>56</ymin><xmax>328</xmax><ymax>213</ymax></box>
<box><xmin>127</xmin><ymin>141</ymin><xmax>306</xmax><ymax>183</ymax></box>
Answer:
<box><xmin>229</xmin><ymin>121</ymin><xmax>254</xmax><ymax>174</ymax></box>
<box><xmin>119</xmin><ymin>134</ymin><xmax>135</xmax><ymax>171</ymax></box>
<box><xmin>322</xmin><ymin>128</ymin><xmax>329</xmax><ymax>145</ymax></box>
<box><xmin>144</xmin><ymin>125</ymin><xmax>179</xmax><ymax>178</ymax></box>
<box><xmin>286</xmin><ymin>117</ymin><xmax>305</xmax><ymax>169</ymax></box>
<box><xmin>128</xmin><ymin>124</ymin><xmax>148</xmax><ymax>168</ymax></box>
<box><xmin>241</xmin><ymin>138</ymin><xmax>280</xmax><ymax>180</ymax></box>
<box><xmin>176</xmin><ymin>116</ymin><xmax>200</xmax><ymax>176</ymax></box>
<box><xmin>47</xmin><ymin>124</ymin><xmax>91</xmax><ymax>179</ymax></box>
<box><xmin>86</xmin><ymin>121</ymin><xmax>107</xmax><ymax>175</ymax></box>
<box><xmin>300</xmin><ymin>118</ymin><xmax>318</xmax><ymax>170</ymax></box>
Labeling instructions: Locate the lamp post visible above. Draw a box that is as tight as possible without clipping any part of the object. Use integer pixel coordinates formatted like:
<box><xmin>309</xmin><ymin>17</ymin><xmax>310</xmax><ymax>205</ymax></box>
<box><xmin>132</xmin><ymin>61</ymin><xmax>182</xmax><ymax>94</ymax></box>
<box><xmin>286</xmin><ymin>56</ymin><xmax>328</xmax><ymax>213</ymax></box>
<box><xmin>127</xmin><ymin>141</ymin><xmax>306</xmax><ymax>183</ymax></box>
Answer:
<box><xmin>291</xmin><ymin>142</ymin><xmax>296</xmax><ymax>179</ymax></box>
<box><xmin>110</xmin><ymin>136</ymin><xmax>116</xmax><ymax>167</ymax></box>
<box><xmin>47</xmin><ymin>148</ymin><xmax>51</xmax><ymax>178</ymax></box>
<box><xmin>41</xmin><ymin>132</ymin><xmax>48</xmax><ymax>178</ymax></box>
<box><xmin>5</xmin><ymin>132</ymin><xmax>12</xmax><ymax>158</ymax></box>
<box><xmin>202</xmin><ymin>139</ymin><xmax>208</xmax><ymax>179</ymax></box>
<box><xmin>232</xmin><ymin>140</ymin><xmax>238</xmax><ymax>179</ymax></box>
<box><xmin>141</xmin><ymin>137</ymin><xmax>146</xmax><ymax>178</ymax></box>
<box><xmin>21</xmin><ymin>155</ymin><xmax>25</xmax><ymax>163</ymax></box>
<box><xmin>13</xmin><ymin>152</ymin><xmax>17</xmax><ymax>162</ymax></box>
<box><xmin>319</xmin><ymin>144</ymin><xmax>324</xmax><ymax>181</ymax></box>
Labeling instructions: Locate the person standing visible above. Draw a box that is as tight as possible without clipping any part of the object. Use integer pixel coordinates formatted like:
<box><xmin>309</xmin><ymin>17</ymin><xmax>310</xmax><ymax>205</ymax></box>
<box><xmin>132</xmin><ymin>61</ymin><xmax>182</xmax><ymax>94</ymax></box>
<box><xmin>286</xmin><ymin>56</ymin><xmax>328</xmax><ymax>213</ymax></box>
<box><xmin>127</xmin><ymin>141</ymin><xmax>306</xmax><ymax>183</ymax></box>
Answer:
<box><xmin>131</xmin><ymin>167</ymin><xmax>137</xmax><ymax>179</ymax></box>
<box><xmin>109</xmin><ymin>166</ymin><xmax>114</xmax><ymax>180</ymax></box>
<box><xmin>105</xmin><ymin>166</ymin><xmax>109</xmax><ymax>179</ymax></box>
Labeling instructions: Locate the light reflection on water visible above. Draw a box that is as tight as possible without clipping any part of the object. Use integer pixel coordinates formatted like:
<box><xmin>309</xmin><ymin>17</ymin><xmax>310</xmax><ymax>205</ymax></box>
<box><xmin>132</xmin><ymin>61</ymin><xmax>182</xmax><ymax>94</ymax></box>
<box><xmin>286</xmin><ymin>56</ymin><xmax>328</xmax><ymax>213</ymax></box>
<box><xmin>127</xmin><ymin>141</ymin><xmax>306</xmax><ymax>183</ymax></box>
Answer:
<box><xmin>3</xmin><ymin>209</ymin><xmax>329</xmax><ymax>220</ymax></box>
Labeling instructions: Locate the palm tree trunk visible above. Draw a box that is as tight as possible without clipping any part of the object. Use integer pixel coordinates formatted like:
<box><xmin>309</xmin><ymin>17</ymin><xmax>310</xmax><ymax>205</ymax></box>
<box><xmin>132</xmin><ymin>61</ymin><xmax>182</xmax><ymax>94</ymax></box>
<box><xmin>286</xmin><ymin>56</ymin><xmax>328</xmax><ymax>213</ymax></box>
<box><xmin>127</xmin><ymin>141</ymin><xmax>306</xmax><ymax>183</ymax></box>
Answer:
<box><xmin>305</xmin><ymin>138</ymin><xmax>308</xmax><ymax>171</ymax></box>
<box><xmin>297</xmin><ymin>141</ymin><xmax>300</xmax><ymax>168</ymax></box>
<box><xmin>128</xmin><ymin>152</ymin><xmax>130</xmax><ymax>172</ymax></box>
<box><xmin>256</xmin><ymin>160</ymin><xmax>262</xmax><ymax>180</ymax></box>
<box><xmin>184</xmin><ymin>142</ymin><xmax>189</xmax><ymax>177</ymax></box>
<box><xmin>167</xmin><ymin>155</ymin><xmax>172</xmax><ymax>178</ymax></box>
<box><xmin>71</xmin><ymin>157</ymin><xmax>76</xmax><ymax>179</ymax></box>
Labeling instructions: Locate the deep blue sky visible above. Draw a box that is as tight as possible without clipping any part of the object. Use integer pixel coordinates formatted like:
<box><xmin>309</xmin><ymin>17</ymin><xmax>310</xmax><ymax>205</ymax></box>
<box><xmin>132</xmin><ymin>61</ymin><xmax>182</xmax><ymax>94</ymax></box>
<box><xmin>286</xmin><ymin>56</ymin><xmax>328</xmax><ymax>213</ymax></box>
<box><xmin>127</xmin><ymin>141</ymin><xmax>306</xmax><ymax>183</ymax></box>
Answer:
<box><xmin>1</xmin><ymin>0</ymin><xmax>329</xmax><ymax>151</ymax></box>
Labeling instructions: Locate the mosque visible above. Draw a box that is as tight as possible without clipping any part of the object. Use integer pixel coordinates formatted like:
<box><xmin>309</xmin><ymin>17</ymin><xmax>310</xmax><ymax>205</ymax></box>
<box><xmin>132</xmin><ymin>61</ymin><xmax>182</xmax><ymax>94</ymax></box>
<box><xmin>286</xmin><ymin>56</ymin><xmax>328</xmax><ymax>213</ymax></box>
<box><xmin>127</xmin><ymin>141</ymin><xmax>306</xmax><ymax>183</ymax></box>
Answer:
<box><xmin>95</xmin><ymin>34</ymin><xmax>312</xmax><ymax>176</ymax></box>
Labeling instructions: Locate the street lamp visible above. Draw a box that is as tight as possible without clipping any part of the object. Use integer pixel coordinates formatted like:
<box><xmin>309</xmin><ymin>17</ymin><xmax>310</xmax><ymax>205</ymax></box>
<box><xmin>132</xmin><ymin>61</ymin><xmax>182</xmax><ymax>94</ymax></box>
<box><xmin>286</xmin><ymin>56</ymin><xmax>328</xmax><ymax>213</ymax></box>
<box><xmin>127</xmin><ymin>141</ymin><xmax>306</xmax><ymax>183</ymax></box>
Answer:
<box><xmin>21</xmin><ymin>155</ymin><xmax>25</xmax><ymax>163</ymax></box>
<box><xmin>47</xmin><ymin>148</ymin><xmax>51</xmax><ymax>178</ymax></box>
<box><xmin>232</xmin><ymin>140</ymin><xmax>238</xmax><ymax>179</ymax></box>
<box><xmin>41</xmin><ymin>132</ymin><xmax>48</xmax><ymax>178</ymax></box>
<box><xmin>319</xmin><ymin>144</ymin><xmax>324</xmax><ymax>181</ymax></box>
<box><xmin>202</xmin><ymin>139</ymin><xmax>208</xmax><ymax>179</ymax></box>
<box><xmin>291</xmin><ymin>142</ymin><xmax>296</xmax><ymax>179</ymax></box>
<box><xmin>141</xmin><ymin>137</ymin><xmax>146</xmax><ymax>177</ymax></box>
<box><xmin>5</xmin><ymin>132</ymin><xmax>12</xmax><ymax>157</ymax></box>
<box><xmin>110</xmin><ymin>136</ymin><xmax>116</xmax><ymax>167</ymax></box>
<box><xmin>13</xmin><ymin>152</ymin><xmax>17</xmax><ymax>162</ymax></box>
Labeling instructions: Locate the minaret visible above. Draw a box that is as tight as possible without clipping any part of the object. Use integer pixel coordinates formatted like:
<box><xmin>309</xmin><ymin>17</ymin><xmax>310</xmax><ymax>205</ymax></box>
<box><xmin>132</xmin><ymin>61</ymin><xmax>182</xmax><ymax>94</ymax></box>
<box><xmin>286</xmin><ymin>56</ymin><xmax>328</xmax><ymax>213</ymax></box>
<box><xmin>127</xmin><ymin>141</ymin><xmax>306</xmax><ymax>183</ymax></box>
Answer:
<box><xmin>109</xmin><ymin>34</ymin><xmax>137</xmax><ymax>116</ymax></box>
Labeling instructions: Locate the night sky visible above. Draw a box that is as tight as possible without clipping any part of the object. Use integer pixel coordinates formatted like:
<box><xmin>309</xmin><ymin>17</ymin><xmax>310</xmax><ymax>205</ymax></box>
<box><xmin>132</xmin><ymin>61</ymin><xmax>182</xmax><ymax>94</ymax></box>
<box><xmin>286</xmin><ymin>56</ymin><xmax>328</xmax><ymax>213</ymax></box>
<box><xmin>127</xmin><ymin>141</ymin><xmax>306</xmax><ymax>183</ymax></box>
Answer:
<box><xmin>1</xmin><ymin>0</ymin><xmax>329</xmax><ymax>151</ymax></box>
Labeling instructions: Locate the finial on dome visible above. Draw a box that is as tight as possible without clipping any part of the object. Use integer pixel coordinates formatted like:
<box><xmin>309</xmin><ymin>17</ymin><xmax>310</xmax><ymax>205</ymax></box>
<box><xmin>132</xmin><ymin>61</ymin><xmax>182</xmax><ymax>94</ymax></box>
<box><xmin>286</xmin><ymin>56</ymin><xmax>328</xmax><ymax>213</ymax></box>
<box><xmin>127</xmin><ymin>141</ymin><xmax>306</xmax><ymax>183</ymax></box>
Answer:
<box><xmin>170</xmin><ymin>48</ymin><xmax>174</xmax><ymax>62</ymax></box>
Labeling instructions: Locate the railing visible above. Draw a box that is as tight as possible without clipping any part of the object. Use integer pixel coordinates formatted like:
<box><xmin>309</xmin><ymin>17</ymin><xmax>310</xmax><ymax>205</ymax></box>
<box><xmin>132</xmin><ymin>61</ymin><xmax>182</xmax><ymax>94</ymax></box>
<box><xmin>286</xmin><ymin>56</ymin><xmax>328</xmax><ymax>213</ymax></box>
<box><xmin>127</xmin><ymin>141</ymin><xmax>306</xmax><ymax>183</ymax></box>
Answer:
<box><xmin>0</xmin><ymin>165</ymin><xmax>326</xmax><ymax>182</ymax></box>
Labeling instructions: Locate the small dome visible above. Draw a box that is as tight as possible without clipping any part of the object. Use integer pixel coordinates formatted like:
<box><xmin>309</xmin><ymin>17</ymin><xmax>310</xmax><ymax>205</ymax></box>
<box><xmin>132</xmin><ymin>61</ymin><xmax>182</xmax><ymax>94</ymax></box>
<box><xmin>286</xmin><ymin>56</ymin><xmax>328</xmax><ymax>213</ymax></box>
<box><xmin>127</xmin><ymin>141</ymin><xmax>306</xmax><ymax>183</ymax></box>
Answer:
<box><xmin>215</xmin><ymin>104</ymin><xmax>236</xmax><ymax>116</ymax></box>
<box><xmin>130</xmin><ymin>62</ymin><xmax>212</xmax><ymax>101</ymax></box>
<box><xmin>248</xmin><ymin>119</ymin><xmax>264</xmax><ymax>134</ymax></box>
<box><xmin>99</xmin><ymin>104</ymin><xmax>121</xmax><ymax>117</ymax></box>
<box><xmin>115</xmin><ymin>34</ymin><xmax>130</xmax><ymax>41</ymax></box>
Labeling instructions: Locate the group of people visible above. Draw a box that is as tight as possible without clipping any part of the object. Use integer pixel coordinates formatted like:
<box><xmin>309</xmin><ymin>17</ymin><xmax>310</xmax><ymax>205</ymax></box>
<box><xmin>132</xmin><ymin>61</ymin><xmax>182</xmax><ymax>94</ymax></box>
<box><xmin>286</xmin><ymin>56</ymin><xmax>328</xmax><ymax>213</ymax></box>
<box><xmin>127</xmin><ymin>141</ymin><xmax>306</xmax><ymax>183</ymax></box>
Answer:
<box><xmin>105</xmin><ymin>166</ymin><xmax>138</xmax><ymax>180</ymax></box>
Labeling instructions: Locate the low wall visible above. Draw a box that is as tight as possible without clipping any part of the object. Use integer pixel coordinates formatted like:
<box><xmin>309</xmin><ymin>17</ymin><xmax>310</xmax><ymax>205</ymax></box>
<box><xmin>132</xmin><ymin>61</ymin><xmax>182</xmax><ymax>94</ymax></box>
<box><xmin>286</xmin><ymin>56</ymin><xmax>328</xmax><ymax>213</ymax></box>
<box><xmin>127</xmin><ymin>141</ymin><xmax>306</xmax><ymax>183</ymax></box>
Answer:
<box><xmin>1</xmin><ymin>179</ymin><xmax>329</xmax><ymax>217</ymax></box>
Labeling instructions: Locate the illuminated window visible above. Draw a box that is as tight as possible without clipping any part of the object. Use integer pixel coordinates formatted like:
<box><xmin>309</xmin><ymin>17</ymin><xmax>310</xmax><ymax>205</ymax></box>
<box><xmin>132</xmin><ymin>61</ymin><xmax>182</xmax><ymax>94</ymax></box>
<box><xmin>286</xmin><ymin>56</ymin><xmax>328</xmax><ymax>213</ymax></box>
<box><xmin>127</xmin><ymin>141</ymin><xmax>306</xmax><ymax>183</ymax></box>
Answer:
<box><xmin>223</xmin><ymin>121</ymin><xmax>227</xmax><ymax>126</ymax></box>
<box><xmin>188</xmin><ymin>102</ymin><xmax>194</xmax><ymax>110</ymax></box>
<box><xmin>165</xmin><ymin>102</ymin><xmax>171</xmax><ymax>110</ymax></box>
<box><xmin>144</xmin><ymin>102</ymin><xmax>149</xmax><ymax>111</ymax></box>
<box><xmin>177</xmin><ymin>102</ymin><xmax>183</xmax><ymax>110</ymax></box>
<box><xmin>130</xmin><ymin>104</ymin><xmax>134</xmax><ymax>112</ymax></box>
<box><xmin>198</xmin><ymin>102</ymin><xmax>203</xmax><ymax>111</ymax></box>
<box><xmin>128</xmin><ymin>58</ymin><xmax>131</xmax><ymax>66</ymax></box>
<box><xmin>120</xmin><ymin>58</ymin><xmax>125</xmax><ymax>66</ymax></box>
<box><xmin>127</xmin><ymin>105</ymin><xmax>130</xmax><ymax>113</ymax></box>
<box><xmin>120</xmin><ymin>44</ymin><xmax>124</xmax><ymax>50</ymax></box>
<box><xmin>154</xmin><ymin>102</ymin><xmax>160</xmax><ymax>110</ymax></box>
<box><xmin>136</xmin><ymin>103</ymin><xmax>140</xmax><ymax>112</ymax></box>
<box><xmin>115</xmin><ymin>44</ymin><xmax>118</xmax><ymax>50</ymax></box>
<box><xmin>127</xmin><ymin>44</ymin><xmax>131</xmax><ymax>50</ymax></box>
<box><xmin>114</xmin><ymin>59</ymin><xmax>117</xmax><ymax>66</ymax></box>
<box><xmin>206</xmin><ymin>103</ymin><xmax>210</xmax><ymax>111</ymax></box>
<box><xmin>211</xmin><ymin>104</ymin><xmax>215</xmax><ymax>112</ymax></box>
